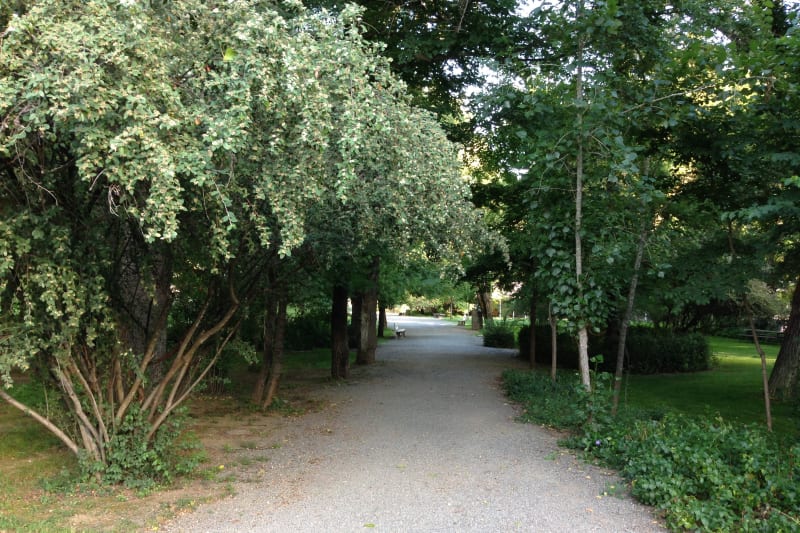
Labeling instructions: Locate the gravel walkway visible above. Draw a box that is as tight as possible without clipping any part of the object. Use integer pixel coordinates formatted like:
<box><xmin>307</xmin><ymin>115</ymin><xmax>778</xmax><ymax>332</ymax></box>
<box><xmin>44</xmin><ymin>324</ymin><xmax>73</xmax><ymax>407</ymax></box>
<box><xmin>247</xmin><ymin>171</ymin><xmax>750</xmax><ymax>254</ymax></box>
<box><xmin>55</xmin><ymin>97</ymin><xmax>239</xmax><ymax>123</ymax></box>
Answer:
<box><xmin>163</xmin><ymin>316</ymin><xmax>666</xmax><ymax>532</ymax></box>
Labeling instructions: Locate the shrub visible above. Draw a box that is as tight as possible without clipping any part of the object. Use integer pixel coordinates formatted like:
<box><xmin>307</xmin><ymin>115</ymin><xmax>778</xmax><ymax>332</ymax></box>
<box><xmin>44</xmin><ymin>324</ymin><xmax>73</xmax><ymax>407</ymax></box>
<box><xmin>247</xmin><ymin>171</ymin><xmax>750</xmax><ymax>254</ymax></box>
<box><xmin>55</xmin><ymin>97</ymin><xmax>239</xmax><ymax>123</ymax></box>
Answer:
<box><xmin>482</xmin><ymin>321</ymin><xmax>516</xmax><ymax>348</ymax></box>
<box><xmin>624</xmin><ymin>328</ymin><xmax>711</xmax><ymax>374</ymax></box>
<box><xmin>502</xmin><ymin>368</ymin><xmax>590</xmax><ymax>429</ymax></box>
<box><xmin>517</xmin><ymin>324</ymin><xmax>581</xmax><ymax>369</ymax></box>
<box><xmin>604</xmin><ymin>416</ymin><xmax>800</xmax><ymax>532</ymax></box>
<box><xmin>81</xmin><ymin>406</ymin><xmax>201</xmax><ymax>490</ymax></box>
<box><xmin>502</xmin><ymin>369</ymin><xmax>800</xmax><ymax>532</ymax></box>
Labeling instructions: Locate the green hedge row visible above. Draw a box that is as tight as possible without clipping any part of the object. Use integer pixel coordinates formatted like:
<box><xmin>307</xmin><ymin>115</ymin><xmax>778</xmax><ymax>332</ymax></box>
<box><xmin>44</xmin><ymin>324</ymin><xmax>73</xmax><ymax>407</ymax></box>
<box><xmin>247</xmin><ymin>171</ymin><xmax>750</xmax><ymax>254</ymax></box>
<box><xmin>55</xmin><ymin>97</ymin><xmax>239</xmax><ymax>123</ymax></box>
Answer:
<box><xmin>517</xmin><ymin>325</ymin><xmax>711</xmax><ymax>374</ymax></box>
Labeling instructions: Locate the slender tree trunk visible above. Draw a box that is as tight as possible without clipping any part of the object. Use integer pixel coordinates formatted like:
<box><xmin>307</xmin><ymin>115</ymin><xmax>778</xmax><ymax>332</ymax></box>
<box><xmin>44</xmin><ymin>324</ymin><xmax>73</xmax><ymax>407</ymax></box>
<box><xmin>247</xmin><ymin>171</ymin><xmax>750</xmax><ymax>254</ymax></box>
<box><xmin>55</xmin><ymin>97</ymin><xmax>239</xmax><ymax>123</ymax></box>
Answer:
<box><xmin>331</xmin><ymin>284</ymin><xmax>350</xmax><ymax>379</ymax></box>
<box><xmin>548</xmin><ymin>303</ymin><xmax>558</xmax><ymax>381</ymax></box>
<box><xmin>769</xmin><ymin>276</ymin><xmax>800</xmax><ymax>400</ymax></box>
<box><xmin>262</xmin><ymin>295</ymin><xmax>288</xmax><ymax>409</ymax></box>
<box><xmin>574</xmin><ymin>6</ymin><xmax>591</xmax><ymax>391</ymax></box>
<box><xmin>727</xmin><ymin>223</ymin><xmax>775</xmax><ymax>427</ymax></box>
<box><xmin>612</xmin><ymin>219</ymin><xmax>648</xmax><ymax>415</ymax></box>
<box><xmin>378</xmin><ymin>303</ymin><xmax>387</xmax><ymax>338</ymax></box>
<box><xmin>748</xmin><ymin>311</ymin><xmax>773</xmax><ymax>431</ymax></box>
<box><xmin>527</xmin><ymin>284</ymin><xmax>537</xmax><ymax>368</ymax></box>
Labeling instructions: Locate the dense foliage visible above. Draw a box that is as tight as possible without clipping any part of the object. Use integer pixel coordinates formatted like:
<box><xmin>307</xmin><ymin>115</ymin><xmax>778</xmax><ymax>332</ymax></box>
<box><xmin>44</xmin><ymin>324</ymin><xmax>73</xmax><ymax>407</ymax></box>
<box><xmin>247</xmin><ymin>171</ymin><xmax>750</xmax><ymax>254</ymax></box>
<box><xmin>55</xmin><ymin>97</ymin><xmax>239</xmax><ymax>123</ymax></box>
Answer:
<box><xmin>284</xmin><ymin>312</ymin><xmax>331</xmax><ymax>351</ymax></box>
<box><xmin>624</xmin><ymin>329</ymin><xmax>711</xmax><ymax>374</ymax></box>
<box><xmin>467</xmin><ymin>0</ymin><xmax>800</xmax><ymax>395</ymax></box>
<box><xmin>503</xmin><ymin>369</ymin><xmax>800</xmax><ymax>531</ymax></box>
<box><xmin>0</xmin><ymin>0</ymin><xmax>486</xmax><ymax>483</ymax></box>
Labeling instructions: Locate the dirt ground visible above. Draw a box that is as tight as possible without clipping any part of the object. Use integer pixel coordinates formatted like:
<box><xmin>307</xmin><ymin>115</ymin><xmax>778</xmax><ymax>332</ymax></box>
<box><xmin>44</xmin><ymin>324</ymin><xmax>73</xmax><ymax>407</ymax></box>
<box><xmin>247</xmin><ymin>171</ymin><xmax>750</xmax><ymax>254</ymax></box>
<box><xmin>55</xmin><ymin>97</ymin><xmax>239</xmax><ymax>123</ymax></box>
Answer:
<box><xmin>77</xmin><ymin>371</ymin><xmax>337</xmax><ymax>531</ymax></box>
<box><xmin>0</xmin><ymin>365</ymin><xmax>337</xmax><ymax>532</ymax></box>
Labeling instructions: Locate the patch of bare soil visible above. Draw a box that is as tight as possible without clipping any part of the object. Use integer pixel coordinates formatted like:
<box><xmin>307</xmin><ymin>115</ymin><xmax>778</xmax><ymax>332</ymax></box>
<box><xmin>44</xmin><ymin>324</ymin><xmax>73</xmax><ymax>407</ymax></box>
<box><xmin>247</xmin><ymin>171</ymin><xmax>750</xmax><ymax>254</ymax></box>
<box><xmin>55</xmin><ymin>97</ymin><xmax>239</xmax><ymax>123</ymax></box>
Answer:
<box><xmin>65</xmin><ymin>368</ymin><xmax>335</xmax><ymax>532</ymax></box>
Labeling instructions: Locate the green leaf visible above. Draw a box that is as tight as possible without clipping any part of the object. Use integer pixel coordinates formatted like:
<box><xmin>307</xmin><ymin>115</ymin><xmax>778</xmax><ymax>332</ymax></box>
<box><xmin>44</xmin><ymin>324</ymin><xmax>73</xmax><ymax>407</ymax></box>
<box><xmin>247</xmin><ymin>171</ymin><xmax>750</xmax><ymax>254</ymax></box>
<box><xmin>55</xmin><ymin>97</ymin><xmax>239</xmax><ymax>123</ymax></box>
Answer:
<box><xmin>223</xmin><ymin>47</ymin><xmax>237</xmax><ymax>62</ymax></box>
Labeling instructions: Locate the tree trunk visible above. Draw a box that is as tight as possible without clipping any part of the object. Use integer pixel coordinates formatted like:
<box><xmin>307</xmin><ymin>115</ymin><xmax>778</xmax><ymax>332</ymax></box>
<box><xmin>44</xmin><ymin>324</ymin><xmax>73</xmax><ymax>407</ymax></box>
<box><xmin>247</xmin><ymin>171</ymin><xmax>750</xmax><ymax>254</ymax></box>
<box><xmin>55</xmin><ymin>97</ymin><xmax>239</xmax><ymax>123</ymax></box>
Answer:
<box><xmin>574</xmin><ymin>0</ymin><xmax>590</xmax><ymax>391</ymax></box>
<box><xmin>477</xmin><ymin>291</ymin><xmax>493</xmax><ymax>325</ymax></box>
<box><xmin>725</xmin><ymin>222</ymin><xmax>774</xmax><ymax>428</ymax></box>
<box><xmin>357</xmin><ymin>292</ymin><xmax>378</xmax><ymax>365</ymax></box>
<box><xmin>471</xmin><ymin>308</ymin><xmax>483</xmax><ymax>330</ymax></box>
<box><xmin>612</xmin><ymin>219</ymin><xmax>648</xmax><ymax>415</ymax></box>
<box><xmin>351</xmin><ymin>293</ymin><xmax>363</xmax><ymax>352</ymax></box>
<box><xmin>252</xmin><ymin>291</ymin><xmax>277</xmax><ymax>405</ymax></box>
<box><xmin>331</xmin><ymin>284</ymin><xmax>350</xmax><ymax>379</ymax></box>
<box><xmin>527</xmin><ymin>284</ymin><xmax>536</xmax><ymax>368</ymax></box>
<box><xmin>748</xmin><ymin>310</ymin><xmax>773</xmax><ymax>431</ymax></box>
<box><xmin>262</xmin><ymin>295</ymin><xmax>288</xmax><ymax>409</ymax></box>
<box><xmin>356</xmin><ymin>258</ymin><xmax>380</xmax><ymax>365</ymax></box>
<box><xmin>549</xmin><ymin>303</ymin><xmax>558</xmax><ymax>381</ymax></box>
<box><xmin>769</xmin><ymin>276</ymin><xmax>800</xmax><ymax>400</ymax></box>
<box><xmin>378</xmin><ymin>303</ymin><xmax>387</xmax><ymax>338</ymax></box>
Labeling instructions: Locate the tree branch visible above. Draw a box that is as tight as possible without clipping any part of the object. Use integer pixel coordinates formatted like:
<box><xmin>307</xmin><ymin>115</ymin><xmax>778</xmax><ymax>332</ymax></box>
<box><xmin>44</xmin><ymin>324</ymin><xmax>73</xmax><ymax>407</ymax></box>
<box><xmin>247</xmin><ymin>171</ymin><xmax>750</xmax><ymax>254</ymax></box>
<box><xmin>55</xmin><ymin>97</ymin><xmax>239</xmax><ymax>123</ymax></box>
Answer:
<box><xmin>141</xmin><ymin>295</ymin><xmax>211</xmax><ymax>417</ymax></box>
<box><xmin>116</xmin><ymin>295</ymin><xmax>176</xmax><ymax>424</ymax></box>
<box><xmin>67</xmin><ymin>356</ymin><xmax>109</xmax><ymax>445</ymax></box>
<box><xmin>0</xmin><ymin>389</ymin><xmax>80</xmax><ymax>456</ymax></box>
<box><xmin>147</xmin><ymin>319</ymin><xmax>241</xmax><ymax>441</ymax></box>
<box><xmin>54</xmin><ymin>362</ymin><xmax>104</xmax><ymax>462</ymax></box>
<box><xmin>162</xmin><ymin>281</ymin><xmax>240</xmax><ymax>416</ymax></box>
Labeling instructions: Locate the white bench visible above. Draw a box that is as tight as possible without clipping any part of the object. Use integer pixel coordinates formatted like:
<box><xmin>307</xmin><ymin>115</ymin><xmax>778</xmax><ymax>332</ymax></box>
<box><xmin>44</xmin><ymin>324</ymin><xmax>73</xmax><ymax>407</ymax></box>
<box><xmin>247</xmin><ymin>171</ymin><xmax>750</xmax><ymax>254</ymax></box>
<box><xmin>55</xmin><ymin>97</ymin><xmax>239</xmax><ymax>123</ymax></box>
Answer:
<box><xmin>394</xmin><ymin>323</ymin><xmax>406</xmax><ymax>338</ymax></box>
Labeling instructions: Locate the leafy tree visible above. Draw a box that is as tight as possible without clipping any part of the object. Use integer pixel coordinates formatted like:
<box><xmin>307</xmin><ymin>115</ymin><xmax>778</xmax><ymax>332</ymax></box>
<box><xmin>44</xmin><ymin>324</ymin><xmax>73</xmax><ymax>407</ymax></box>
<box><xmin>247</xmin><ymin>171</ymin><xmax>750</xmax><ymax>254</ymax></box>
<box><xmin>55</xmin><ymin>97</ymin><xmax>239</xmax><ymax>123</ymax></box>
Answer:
<box><xmin>0</xmin><ymin>0</ymin><xmax>484</xmax><ymax>480</ymax></box>
<box><xmin>474</xmin><ymin>0</ymin><xmax>677</xmax><ymax>389</ymax></box>
<box><xmin>311</xmin><ymin>0</ymin><xmax>523</xmax><ymax>133</ymax></box>
<box><xmin>298</xmin><ymin>76</ymin><xmax>491</xmax><ymax>374</ymax></box>
<box><xmin>658</xmin><ymin>0</ymin><xmax>800</xmax><ymax>398</ymax></box>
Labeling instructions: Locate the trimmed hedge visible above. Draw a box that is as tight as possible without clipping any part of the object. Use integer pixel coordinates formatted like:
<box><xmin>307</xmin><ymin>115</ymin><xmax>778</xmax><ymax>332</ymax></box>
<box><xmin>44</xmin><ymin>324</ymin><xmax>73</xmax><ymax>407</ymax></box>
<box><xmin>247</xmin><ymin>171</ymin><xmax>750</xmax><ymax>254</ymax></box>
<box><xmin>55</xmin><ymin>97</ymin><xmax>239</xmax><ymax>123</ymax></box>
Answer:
<box><xmin>517</xmin><ymin>325</ymin><xmax>711</xmax><ymax>374</ymax></box>
<box><xmin>625</xmin><ymin>329</ymin><xmax>711</xmax><ymax>374</ymax></box>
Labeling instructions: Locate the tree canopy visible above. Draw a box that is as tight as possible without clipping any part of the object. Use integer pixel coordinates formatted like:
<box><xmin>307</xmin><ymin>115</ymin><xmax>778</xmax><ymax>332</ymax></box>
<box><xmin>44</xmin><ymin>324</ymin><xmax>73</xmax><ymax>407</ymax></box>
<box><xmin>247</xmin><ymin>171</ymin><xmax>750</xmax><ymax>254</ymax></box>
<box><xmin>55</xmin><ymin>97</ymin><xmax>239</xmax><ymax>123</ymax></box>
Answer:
<box><xmin>0</xmin><ymin>0</ymin><xmax>488</xmax><ymax>481</ymax></box>
<box><xmin>465</xmin><ymin>0</ymin><xmax>800</xmax><ymax>391</ymax></box>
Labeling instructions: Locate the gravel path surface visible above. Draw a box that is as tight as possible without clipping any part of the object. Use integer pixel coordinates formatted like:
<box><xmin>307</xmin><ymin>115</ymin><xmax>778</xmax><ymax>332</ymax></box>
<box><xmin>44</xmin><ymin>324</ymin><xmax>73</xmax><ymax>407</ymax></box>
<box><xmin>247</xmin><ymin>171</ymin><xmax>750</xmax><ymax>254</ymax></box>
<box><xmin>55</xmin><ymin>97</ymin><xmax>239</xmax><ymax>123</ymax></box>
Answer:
<box><xmin>163</xmin><ymin>316</ymin><xmax>666</xmax><ymax>532</ymax></box>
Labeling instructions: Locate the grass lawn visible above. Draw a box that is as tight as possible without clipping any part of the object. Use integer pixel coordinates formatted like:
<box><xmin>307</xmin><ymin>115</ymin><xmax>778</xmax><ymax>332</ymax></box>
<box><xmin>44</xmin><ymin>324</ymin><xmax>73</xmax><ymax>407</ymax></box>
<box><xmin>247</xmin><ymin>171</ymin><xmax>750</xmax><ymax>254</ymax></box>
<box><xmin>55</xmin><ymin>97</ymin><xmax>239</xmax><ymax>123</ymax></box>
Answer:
<box><xmin>618</xmin><ymin>336</ymin><xmax>797</xmax><ymax>436</ymax></box>
<box><xmin>0</xmin><ymin>403</ymin><xmax>81</xmax><ymax>531</ymax></box>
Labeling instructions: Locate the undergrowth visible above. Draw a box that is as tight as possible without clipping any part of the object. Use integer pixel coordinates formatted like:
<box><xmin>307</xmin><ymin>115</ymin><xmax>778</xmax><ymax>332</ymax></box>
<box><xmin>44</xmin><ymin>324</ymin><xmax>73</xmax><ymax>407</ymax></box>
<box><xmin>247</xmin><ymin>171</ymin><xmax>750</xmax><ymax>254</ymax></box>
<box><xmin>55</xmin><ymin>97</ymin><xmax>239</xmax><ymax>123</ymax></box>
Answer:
<box><xmin>78</xmin><ymin>406</ymin><xmax>204</xmax><ymax>493</ymax></box>
<box><xmin>502</xmin><ymin>368</ymin><xmax>800</xmax><ymax>532</ymax></box>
